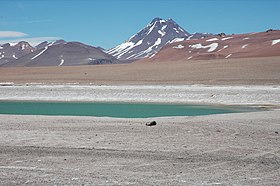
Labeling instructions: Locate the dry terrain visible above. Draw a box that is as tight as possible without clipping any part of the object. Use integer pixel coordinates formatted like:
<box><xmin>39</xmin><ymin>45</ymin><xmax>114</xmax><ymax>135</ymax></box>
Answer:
<box><xmin>0</xmin><ymin>56</ymin><xmax>279</xmax><ymax>85</ymax></box>
<box><xmin>0</xmin><ymin>111</ymin><xmax>280</xmax><ymax>185</ymax></box>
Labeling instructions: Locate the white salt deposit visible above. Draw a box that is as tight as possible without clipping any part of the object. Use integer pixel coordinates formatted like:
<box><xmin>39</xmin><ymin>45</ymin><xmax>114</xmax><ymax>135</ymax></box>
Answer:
<box><xmin>0</xmin><ymin>84</ymin><xmax>279</xmax><ymax>105</ymax></box>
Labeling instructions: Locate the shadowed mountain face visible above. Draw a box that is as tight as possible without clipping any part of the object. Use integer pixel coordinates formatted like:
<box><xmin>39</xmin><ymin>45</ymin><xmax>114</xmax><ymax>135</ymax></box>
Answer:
<box><xmin>140</xmin><ymin>30</ymin><xmax>280</xmax><ymax>62</ymax></box>
<box><xmin>35</xmin><ymin>40</ymin><xmax>67</xmax><ymax>50</ymax></box>
<box><xmin>0</xmin><ymin>42</ymin><xmax>35</xmax><ymax>65</ymax></box>
<box><xmin>107</xmin><ymin>17</ymin><xmax>211</xmax><ymax>61</ymax></box>
<box><xmin>2</xmin><ymin>42</ymin><xmax>119</xmax><ymax>67</ymax></box>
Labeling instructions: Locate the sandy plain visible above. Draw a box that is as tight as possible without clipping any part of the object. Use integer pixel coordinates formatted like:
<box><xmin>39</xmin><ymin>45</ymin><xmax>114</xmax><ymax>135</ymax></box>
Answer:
<box><xmin>0</xmin><ymin>56</ymin><xmax>279</xmax><ymax>85</ymax></box>
<box><xmin>0</xmin><ymin>56</ymin><xmax>280</xmax><ymax>185</ymax></box>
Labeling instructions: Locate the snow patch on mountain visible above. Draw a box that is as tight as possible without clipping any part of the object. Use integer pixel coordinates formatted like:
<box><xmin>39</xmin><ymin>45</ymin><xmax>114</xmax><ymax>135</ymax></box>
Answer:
<box><xmin>107</xmin><ymin>17</ymin><xmax>198</xmax><ymax>60</ymax></box>
<box><xmin>225</xmin><ymin>54</ymin><xmax>232</xmax><ymax>59</ymax></box>
<box><xmin>169</xmin><ymin>38</ymin><xmax>185</xmax><ymax>44</ymax></box>
<box><xmin>190</xmin><ymin>43</ymin><xmax>219</xmax><ymax>52</ymax></box>
<box><xmin>221</xmin><ymin>37</ymin><xmax>233</xmax><ymax>41</ymax></box>
<box><xmin>217</xmin><ymin>45</ymin><xmax>228</xmax><ymax>52</ymax></box>
<box><xmin>31</xmin><ymin>42</ymin><xmax>54</xmax><ymax>60</ymax></box>
<box><xmin>173</xmin><ymin>44</ymin><xmax>184</xmax><ymax>49</ymax></box>
<box><xmin>272</xmin><ymin>39</ymin><xmax>280</xmax><ymax>45</ymax></box>
<box><xmin>59</xmin><ymin>59</ymin><xmax>64</xmax><ymax>66</ymax></box>
<box><xmin>206</xmin><ymin>38</ymin><xmax>219</xmax><ymax>42</ymax></box>
<box><xmin>242</xmin><ymin>44</ymin><xmax>249</xmax><ymax>49</ymax></box>
<box><xmin>9</xmin><ymin>43</ymin><xmax>17</xmax><ymax>47</ymax></box>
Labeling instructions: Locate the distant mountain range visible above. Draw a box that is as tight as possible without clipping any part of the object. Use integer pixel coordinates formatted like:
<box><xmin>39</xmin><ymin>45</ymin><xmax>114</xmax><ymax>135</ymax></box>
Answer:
<box><xmin>107</xmin><ymin>17</ymin><xmax>211</xmax><ymax>61</ymax></box>
<box><xmin>0</xmin><ymin>17</ymin><xmax>279</xmax><ymax>67</ymax></box>
<box><xmin>1</xmin><ymin>40</ymin><xmax>119</xmax><ymax>67</ymax></box>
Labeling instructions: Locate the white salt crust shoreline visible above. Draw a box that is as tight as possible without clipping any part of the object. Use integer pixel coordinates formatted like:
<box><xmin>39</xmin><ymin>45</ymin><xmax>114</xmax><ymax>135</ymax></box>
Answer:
<box><xmin>0</xmin><ymin>84</ymin><xmax>279</xmax><ymax>106</ymax></box>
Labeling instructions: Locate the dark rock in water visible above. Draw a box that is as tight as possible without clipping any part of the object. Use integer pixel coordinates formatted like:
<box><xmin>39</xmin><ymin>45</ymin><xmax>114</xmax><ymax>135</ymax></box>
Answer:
<box><xmin>146</xmin><ymin>121</ymin><xmax>157</xmax><ymax>126</ymax></box>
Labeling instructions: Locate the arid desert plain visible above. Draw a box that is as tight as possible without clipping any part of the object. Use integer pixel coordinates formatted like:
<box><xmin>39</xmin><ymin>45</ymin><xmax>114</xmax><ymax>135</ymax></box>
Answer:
<box><xmin>0</xmin><ymin>57</ymin><xmax>280</xmax><ymax>185</ymax></box>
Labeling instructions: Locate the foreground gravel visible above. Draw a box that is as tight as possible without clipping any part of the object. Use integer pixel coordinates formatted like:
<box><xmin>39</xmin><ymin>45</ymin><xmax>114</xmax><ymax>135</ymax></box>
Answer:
<box><xmin>0</xmin><ymin>110</ymin><xmax>280</xmax><ymax>185</ymax></box>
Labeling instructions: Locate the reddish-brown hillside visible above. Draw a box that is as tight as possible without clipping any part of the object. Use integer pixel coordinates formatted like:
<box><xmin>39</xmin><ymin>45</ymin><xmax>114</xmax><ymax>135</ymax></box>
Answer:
<box><xmin>140</xmin><ymin>30</ymin><xmax>280</xmax><ymax>62</ymax></box>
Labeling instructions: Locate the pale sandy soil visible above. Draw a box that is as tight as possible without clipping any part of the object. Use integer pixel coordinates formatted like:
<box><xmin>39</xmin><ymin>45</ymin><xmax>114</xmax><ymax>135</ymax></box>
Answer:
<box><xmin>0</xmin><ymin>56</ymin><xmax>279</xmax><ymax>85</ymax></box>
<box><xmin>0</xmin><ymin>111</ymin><xmax>280</xmax><ymax>185</ymax></box>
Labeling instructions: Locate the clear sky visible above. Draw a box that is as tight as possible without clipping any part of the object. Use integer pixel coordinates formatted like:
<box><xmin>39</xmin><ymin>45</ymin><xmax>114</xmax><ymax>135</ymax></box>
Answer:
<box><xmin>0</xmin><ymin>0</ymin><xmax>279</xmax><ymax>49</ymax></box>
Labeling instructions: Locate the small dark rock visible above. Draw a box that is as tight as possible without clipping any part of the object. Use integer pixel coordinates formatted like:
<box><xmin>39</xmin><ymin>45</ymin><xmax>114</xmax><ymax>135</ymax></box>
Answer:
<box><xmin>146</xmin><ymin>121</ymin><xmax>157</xmax><ymax>126</ymax></box>
<box><xmin>275</xmin><ymin>131</ymin><xmax>279</xmax><ymax>134</ymax></box>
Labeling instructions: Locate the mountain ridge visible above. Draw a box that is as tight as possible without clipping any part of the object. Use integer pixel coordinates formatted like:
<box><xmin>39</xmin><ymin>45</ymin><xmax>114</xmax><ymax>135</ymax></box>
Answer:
<box><xmin>107</xmin><ymin>17</ymin><xmax>211</xmax><ymax>61</ymax></box>
<box><xmin>139</xmin><ymin>30</ymin><xmax>280</xmax><ymax>62</ymax></box>
<box><xmin>1</xmin><ymin>41</ymin><xmax>119</xmax><ymax>67</ymax></box>
<box><xmin>1</xmin><ymin>18</ymin><xmax>279</xmax><ymax>67</ymax></box>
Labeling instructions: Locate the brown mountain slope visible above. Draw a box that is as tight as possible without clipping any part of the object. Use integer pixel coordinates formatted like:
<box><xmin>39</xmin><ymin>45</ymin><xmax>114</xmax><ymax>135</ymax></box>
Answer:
<box><xmin>140</xmin><ymin>30</ymin><xmax>280</xmax><ymax>62</ymax></box>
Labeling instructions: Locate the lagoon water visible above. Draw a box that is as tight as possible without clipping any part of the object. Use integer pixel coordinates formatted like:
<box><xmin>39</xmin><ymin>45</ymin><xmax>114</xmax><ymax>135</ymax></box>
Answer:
<box><xmin>0</xmin><ymin>101</ymin><xmax>253</xmax><ymax>118</ymax></box>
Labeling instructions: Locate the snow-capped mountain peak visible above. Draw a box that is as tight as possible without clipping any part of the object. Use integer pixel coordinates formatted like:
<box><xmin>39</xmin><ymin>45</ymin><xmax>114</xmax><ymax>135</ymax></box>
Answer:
<box><xmin>107</xmin><ymin>17</ymin><xmax>207</xmax><ymax>61</ymax></box>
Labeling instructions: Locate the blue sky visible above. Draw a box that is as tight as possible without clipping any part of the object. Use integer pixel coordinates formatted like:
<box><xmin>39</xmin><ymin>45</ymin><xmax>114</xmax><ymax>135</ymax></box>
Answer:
<box><xmin>0</xmin><ymin>0</ymin><xmax>279</xmax><ymax>49</ymax></box>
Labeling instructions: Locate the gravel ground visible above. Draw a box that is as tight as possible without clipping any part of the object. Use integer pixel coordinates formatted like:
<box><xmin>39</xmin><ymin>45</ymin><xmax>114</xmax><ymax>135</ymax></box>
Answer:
<box><xmin>0</xmin><ymin>110</ymin><xmax>280</xmax><ymax>185</ymax></box>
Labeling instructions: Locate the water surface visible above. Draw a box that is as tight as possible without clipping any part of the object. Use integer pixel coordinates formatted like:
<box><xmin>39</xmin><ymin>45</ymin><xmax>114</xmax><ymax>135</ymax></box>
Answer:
<box><xmin>0</xmin><ymin>101</ymin><xmax>255</xmax><ymax>118</ymax></box>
